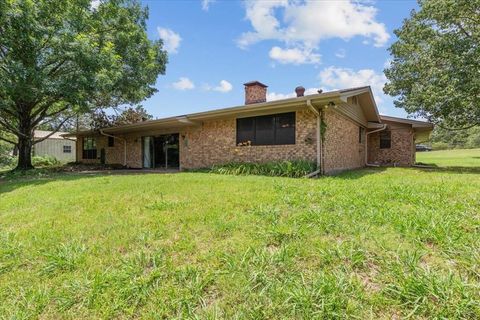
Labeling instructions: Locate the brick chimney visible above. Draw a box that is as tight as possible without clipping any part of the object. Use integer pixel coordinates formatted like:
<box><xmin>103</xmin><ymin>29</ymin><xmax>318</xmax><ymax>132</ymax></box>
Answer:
<box><xmin>244</xmin><ymin>81</ymin><xmax>268</xmax><ymax>104</ymax></box>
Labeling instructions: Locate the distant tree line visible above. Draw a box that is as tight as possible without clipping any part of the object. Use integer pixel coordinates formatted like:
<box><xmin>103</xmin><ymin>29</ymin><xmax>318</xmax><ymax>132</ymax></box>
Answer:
<box><xmin>429</xmin><ymin>127</ymin><xmax>480</xmax><ymax>150</ymax></box>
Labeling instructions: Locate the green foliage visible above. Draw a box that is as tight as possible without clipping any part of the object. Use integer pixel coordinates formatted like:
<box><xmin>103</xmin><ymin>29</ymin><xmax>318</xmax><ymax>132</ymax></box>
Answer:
<box><xmin>31</xmin><ymin>155</ymin><xmax>60</xmax><ymax>167</ymax></box>
<box><xmin>0</xmin><ymin>150</ymin><xmax>480</xmax><ymax>318</ymax></box>
<box><xmin>384</xmin><ymin>0</ymin><xmax>480</xmax><ymax>128</ymax></box>
<box><xmin>429</xmin><ymin>126</ymin><xmax>480</xmax><ymax>149</ymax></box>
<box><xmin>0</xmin><ymin>0</ymin><xmax>168</xmax><ymax>169</ymax></box>
<box><xmin>88</xmin><ymin>105</ymin><xmax>153</xmax><ymax>129</ymax></box>
<box><xmin>0</xmin><ymin>139</ymin><xmax>15</xmax><ymax>169</ymax></box>
<box><xmin>210</xmin><ymin>160</ymin><xmax>316</xmax><ymax>178</ymax></box>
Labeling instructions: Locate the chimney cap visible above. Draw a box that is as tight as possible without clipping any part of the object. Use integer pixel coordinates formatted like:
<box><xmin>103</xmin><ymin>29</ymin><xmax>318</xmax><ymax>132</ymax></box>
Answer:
<box><xmin>243</xmin><ymin>80</ymin><xmax>268</xmax><ymax>88</ymax></box>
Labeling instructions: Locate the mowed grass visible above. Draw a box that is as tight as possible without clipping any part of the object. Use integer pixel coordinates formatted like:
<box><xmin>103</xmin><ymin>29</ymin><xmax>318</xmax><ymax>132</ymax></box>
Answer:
<box><xmin>1</xmin><ymin>151</ymin><xmax>480</xmax><ymax>319</ymax></box>
<box><xmin>417</xmin><ymin>148</ymin><xmax>480</xmax><ymax>167</ymax></box>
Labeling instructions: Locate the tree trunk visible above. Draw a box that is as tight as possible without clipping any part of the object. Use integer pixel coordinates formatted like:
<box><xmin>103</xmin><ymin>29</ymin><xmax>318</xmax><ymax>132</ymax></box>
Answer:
<box><xmin>14</xmin><ymin>116</ymin><xmax>34</xmax><ymax>170</ymax></box>
<box><xmin>15</xmin><ymin>135</ymin><xmax>34</xmax><ymax>170</ymax></box>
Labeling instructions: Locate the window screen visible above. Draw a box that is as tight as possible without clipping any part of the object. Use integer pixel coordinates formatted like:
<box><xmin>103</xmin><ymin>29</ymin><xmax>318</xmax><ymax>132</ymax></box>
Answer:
<box><xmin>82</xmin><ymin>137</ymin><xmax>97</xmax><ymax>159</ymax></box>
<box><xmin>380</xmin><ymin>131</ymin><xmax>391</xmax><ymax>149</ymax></box>
<box><xmin>255</xmin><ymin>115</ymin><xmax>275</xmax><ymax>145</ymax></box>
<box><xmin>236</xmin><ymin>112</ymin><xmax>295</xmax><ymax>146</ymax></box>
<box><xmin>236</xmin><ymin>117</ymin><xmax>255</xmax><ymax>146</ymax></box>
<box><xmin>276</xmin><ymin>113</ymin><xmax>296</xmax><ymax>145</ymax></box>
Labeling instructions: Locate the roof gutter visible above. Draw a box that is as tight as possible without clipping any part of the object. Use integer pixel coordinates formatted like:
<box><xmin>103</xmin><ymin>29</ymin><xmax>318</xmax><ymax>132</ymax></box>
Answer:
<box><xmin>99</xmin><ymin>129</ymin><xmax>127</xmax><ymax>167</ymax></box>
<box><xmin>365</xmin><ymin>124</ymin><xmax>387</xmax><ymax>167</ymax></box>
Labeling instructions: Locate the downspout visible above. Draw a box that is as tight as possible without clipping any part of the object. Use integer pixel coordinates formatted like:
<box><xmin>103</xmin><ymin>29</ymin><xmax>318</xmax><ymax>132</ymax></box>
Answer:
<box><xmin>365</xmin><ymin>124</ymin><xmax>387</xmax><ymax>167</ymax></box>
<box><xmin>99</xmin><ymin>129</ymin><xmax>127</xmax><ymax>167</ymax></box>
<box><xmin>305</xmin><ymin>99</ymin><xmax>322</xmax><ymax>178</ymax></box>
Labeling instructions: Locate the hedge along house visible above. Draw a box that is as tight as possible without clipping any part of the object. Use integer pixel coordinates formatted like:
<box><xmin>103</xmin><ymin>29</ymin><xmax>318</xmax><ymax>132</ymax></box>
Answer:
<box><xmin>67</xmin><ymin>81</ymin><xmax>433</xmax><ymax>175</ymax></box>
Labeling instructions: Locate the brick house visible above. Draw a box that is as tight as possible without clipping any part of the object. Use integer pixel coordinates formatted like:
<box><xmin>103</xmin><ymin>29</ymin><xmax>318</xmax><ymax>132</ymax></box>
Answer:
<box><xmin>68</xmin><ymin>81</ymin><xmax>433</xmax><ymax>175</ymax></box>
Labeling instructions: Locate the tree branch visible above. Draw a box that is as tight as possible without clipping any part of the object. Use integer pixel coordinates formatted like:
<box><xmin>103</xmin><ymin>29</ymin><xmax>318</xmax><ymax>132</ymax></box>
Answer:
<box><xmin>32</xmin><ymin>105</ymin><xmax>69</xmax><ymax>127</ymax></box>
<box><xmin>0</xmin><ymin>117</ymin><xmax>23</xmax><ymax>137</ymax></box>
<box><xmin>438</xmin><ymin>123</ymin><xmax>479</xmax><ymax>131</ymax></box>
<box><xmin>0</xmin><ymin>135</ymin><xmax>17</xmax><ymax>145</ymax></box>
<box><xmin>33</xmin><ymin>116</ymin><xmax>72</xmax><ymax>145</ymax></box>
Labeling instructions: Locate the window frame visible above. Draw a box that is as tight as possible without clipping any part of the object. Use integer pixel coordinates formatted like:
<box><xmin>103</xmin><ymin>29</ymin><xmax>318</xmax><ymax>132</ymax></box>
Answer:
<box><xmin>63</xmin><ymin>145</ymin><xmax>72</xmax><ymax>153</ymax></box>
<box><xmin>82</xmin><ymin>137</ymin><xmax>97</xmax><ymax>159</ymax></box>
<box><xmin>358</xmin><ymin>127</ymin><xmax>365</xmax><ymax>144</ymax></box>
<box><xmin>379</xmin><ymin>131</ymin><xmax>391</xmax><ymax>149</ymax></box>
<box><xmin>236</xmin><ymin>112</ymin><xmax>296</xmax><ymax>146</ymax></box>
<box><xmin>108</xmin><ymin>136</ymin><xmax>115</xmax><ymax>147</ymax></box>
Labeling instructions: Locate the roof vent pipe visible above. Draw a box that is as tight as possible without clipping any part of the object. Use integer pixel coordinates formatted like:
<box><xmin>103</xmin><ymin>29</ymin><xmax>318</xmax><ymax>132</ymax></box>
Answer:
<box><xmin>295</xmin><ymin>86</ymin><xmax>305</xmax><ymax>97</ymax></box>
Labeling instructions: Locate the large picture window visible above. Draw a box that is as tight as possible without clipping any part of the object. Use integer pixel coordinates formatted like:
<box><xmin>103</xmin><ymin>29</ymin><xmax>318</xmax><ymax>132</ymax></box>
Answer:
<box><xmin>380</xmin><ymin>131</ymin><xmax>391</xmax><ymax>149</ymax></box>
<box><xmin>82</xmin><ymin>137</ymin><xmax>97</xmax><ymax>159</ymax></box>
<box><xmin>236</xmin><ymin>112</ymin><xmax>295</xmax><ymax>146</ymax></box>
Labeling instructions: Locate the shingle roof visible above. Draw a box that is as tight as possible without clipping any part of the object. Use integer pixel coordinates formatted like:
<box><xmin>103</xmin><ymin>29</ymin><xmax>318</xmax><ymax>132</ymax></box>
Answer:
<box><xmin>34</xmin><ymin>130</ymin><xmax>74</xmax><ymax>140</ymax></box>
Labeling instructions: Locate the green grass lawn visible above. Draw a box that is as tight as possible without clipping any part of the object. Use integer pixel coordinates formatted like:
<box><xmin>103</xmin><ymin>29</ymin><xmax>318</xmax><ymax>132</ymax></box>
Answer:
<box><xmin>1</xmin><ymin>150</ymin><xmax>480</xmax><ymax>319</ymax></box>
<box><xmin>417</xmin><ymin>148</ymin><xmax>480</xmax><ymax>167</ymax></box>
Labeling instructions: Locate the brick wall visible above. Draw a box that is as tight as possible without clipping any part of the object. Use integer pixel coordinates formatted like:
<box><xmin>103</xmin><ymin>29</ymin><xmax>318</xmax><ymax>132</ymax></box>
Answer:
<box><xmin>367</xmin><ymin>120</ymin><xmax>415</xmax><ymax>166</ymax></box>
<box><xmin>323</xmin><ymin>109</ymin><xmax>366</xmax><ymax>174</ymax></box>
<box><xmin>179</xmin><ymin>109</ymin><xmax>318</xmax><ymax>169</ymax></box>
<box><xmin>76</xmin><ymin>134</ymin><xmax>142</xmax><ymax>168</ymax></box>
<box><xmin>74</xmin><ymin>110</ymin><xmax>416</xmax><ymax>172</ymax></box>
<box><xmin>245</xmin><ymin>85</ymin><xmax>267</xmax><ymax>104</ymax></box>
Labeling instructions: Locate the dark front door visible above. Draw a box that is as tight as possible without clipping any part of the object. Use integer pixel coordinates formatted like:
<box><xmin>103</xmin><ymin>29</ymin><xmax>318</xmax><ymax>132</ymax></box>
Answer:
<box><xmin>142</xmin><ymin>134</ymin><xmax>180</xmax><ymax>169</ymax></box>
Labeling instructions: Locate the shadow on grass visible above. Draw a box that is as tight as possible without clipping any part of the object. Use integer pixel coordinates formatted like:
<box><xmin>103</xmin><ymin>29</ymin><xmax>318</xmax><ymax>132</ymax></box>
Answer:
<box><xmin>0</xmin><ymin>167</ymin><xmax>178</xmax><ymax>195</ymax></box>
<box><xmin>328</xmin><ymin>167</ymin><xmax>388</xmax><ymax>179</ymax></box>
<box><xmin>412</xmin><ymin>164</ymin><xmax>480</xmax><ymax>175</ymax></box>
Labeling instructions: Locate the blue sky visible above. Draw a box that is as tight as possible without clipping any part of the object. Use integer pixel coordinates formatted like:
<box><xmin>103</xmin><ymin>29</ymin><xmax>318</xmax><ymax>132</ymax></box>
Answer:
<box><xmin>139</xmin><ymin>0</ymin><xmax>418</xmax><ymax>119</ymax></box>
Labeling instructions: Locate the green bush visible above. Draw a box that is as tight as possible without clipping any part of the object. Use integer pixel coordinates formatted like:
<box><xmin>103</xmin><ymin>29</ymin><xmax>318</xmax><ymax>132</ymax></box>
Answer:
<box><xmin>32</xmin><ymin>155</ymin><xmax>60</xmax><ymax>167</ymax></box>
<box><xmin>0</xmin><ymin>155</ymin><xmax>17</xmax><ymax>169</ymax></box>
<box><xmin>210</xmin><ymin>160</ymin><xmax>317</xmax><ymax>178</ymax></box>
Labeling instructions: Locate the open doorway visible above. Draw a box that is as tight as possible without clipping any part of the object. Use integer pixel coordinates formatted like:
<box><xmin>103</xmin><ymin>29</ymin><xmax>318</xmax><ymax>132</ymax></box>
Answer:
<box><xmin>142</xmin><ymin>133</ymin><xmax>179</xmax><ymax>169</ymax></box>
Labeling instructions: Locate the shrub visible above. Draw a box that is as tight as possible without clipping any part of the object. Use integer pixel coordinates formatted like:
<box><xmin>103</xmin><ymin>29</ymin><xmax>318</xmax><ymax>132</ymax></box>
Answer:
<box><xmin>210</xmin><ymin>160</ymin><xmax>316</xmax><ymax>178</ymax></box>
<box><xmin>0</xmin><ymin>155</ymin><xmax>17</xmax><ymax>170</ymax></box>
<box><xmin>32</xmin><ymin>155</ymin><xmax>60</xmax><ymax>167</ymax></box>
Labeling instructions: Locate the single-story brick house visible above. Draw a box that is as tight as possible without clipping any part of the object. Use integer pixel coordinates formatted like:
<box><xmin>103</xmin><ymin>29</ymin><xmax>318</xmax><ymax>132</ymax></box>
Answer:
<box><xmin>67</xmin><ymin>81</ymin><xmax>433</xmax><ymax>175</ymax></box>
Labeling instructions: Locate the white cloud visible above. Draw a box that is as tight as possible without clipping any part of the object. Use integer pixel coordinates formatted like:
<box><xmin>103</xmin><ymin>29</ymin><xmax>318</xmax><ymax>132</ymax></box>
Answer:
<box><xmin>267</xmin><ymin>88</ymin><xmax>320</xmax><ymax>101</ymax></box>
<box><xmin>202</xmin><ymin>0</ymin><xmax>214</xmax><ymax>11</ymax></box>
<box><xmin>213</xmin><ymin>80</ymin><xmax>233</xmax><ymax>92</ymax></box>
<box><xmin>318</xmin><ymin>66</ymin><xmax>387</xmax><ymax>103</ymax></box>
<box><xmin>269</xmin><ymin>46</ymin><xmax>321</xmax><ymax>65</ymax></box>
<box><xmin>172</xmin><ymin>77</ymin><xmax>195</xmax><ymax>90</ymax></box>
<box><xmin>238</xmin><ymin>0</ymin><xmax>389</xmax><ymax>64</ymax></box>
<box><xmin>335</xmin><ymin>49</ymin><xmax>346</xmax><ymax>59</ymax></box>
<box><xmin>204</xmin><ymin>80</ymin><xmax>233</xmax><ymax>93</ymax></box>
<box><xmin>157</xmin><ymin>27</ymin><xmax>182</xmax><ymax>54</ymax></box>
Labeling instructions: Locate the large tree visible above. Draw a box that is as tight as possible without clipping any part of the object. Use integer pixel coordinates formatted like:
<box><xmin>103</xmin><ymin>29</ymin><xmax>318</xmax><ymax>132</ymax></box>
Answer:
<box><xmin>384</xmin><ymin>0</ymin><xmax>479</xmax><ymax>129</ymax></box>
<box><xmin>0</xmin><ymin>0</ymin><xmax>167</xmax><ymax>170</ymax></box>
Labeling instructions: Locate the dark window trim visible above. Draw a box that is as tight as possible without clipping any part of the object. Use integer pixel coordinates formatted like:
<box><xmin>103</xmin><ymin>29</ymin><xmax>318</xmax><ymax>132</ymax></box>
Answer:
<box><xmin>82</xmin><ymin>137</ymin><xmax>97</xmax><ymax>159</ymax></box>
<box><xmin>380</xmin><ymin>130</ymin><xmax>391</xmax><ymax>149</ymax></box>
<box><xmin>236</xmin><ymin>112</ymin><xmax>296</xmax><ymax>146</ymax></box>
